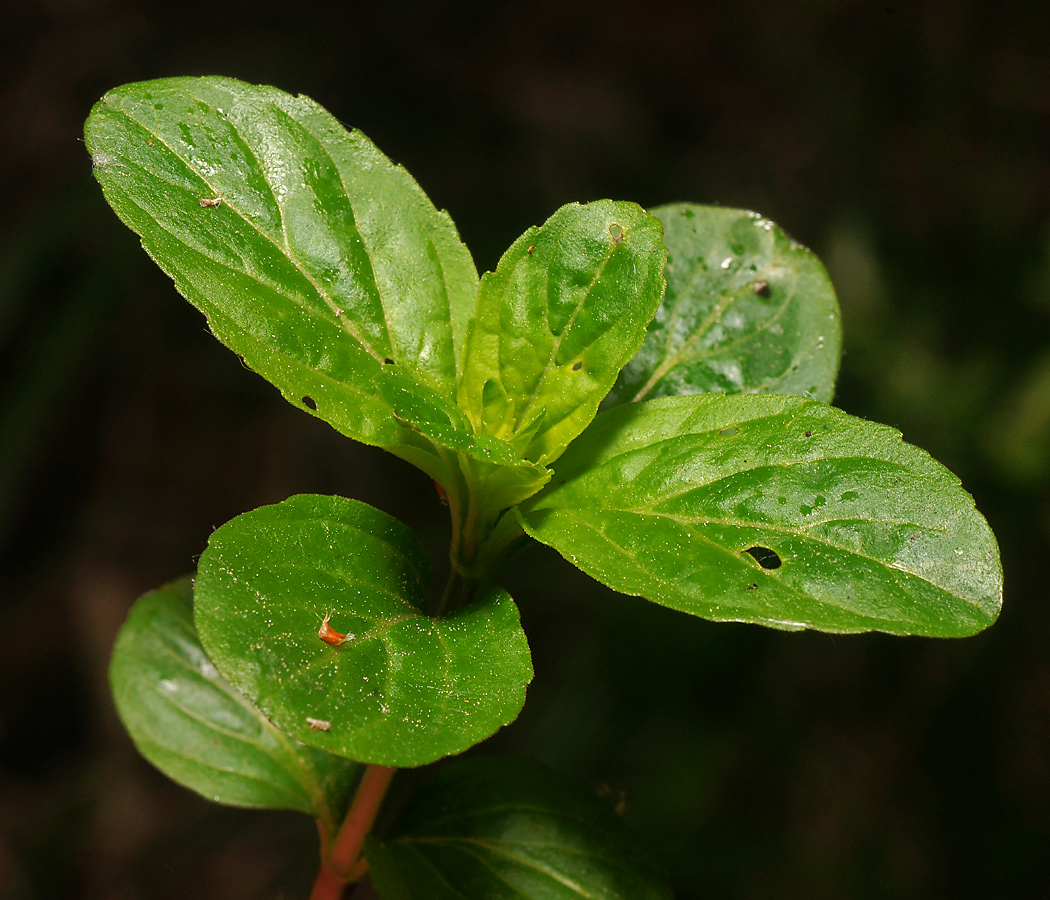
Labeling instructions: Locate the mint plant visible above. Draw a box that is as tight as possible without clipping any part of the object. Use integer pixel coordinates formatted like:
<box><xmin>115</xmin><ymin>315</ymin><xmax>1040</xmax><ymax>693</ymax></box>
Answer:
<box><xmin>87</xmin><ymin>76</ymin><xmax>1002</xmax><ymax>900</ymax></box>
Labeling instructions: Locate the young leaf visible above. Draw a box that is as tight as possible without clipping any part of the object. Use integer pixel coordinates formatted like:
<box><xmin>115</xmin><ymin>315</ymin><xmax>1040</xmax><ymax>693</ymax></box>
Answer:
<box><xmin>85</xmin><ymin>76</ymin><xmax>478</xmax><ymax>454</ymax></box>
<box><xmin>193</xmin><ymin>495</ymin><xmax>533</xmax><ymax>767</ymax></box>
<box><xmin>606</xmin><ymin>204</ymin><xmax>841</xmax><ymax>406</ymax></box>
<box><xmin>519</xmin><ymin>394</ymin><xmax>1002</xmax><ymax>636</ymax></box>
<box><xmin>458</xmin><ymin>201</ymin><xmax>666</xmax><ymax>466</ymax></box>
<box><xmin>377</xmin><ymin>368</ymin><xmax>551</xmax><ymax>513</ymax></box>
<box><xmin>365</xmin><ymin>756</ymin><xmax>673</xmax><ymax>900</ymax></box>
<box><xmin>109</xmin><ymin>577</ymin><xmax>358</xmax><ymax>826</ymax></box>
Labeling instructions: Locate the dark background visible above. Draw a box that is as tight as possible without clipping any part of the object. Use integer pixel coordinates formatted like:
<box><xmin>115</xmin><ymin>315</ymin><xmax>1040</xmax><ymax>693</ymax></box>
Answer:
<box><xmin>2</xmin><ymin>1</ymin><xmax>1049</xmax><ymax>897</ymax></box>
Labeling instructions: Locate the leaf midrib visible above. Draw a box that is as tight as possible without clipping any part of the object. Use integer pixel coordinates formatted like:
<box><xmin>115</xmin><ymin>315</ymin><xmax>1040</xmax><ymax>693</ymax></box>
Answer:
<box><xmin>138</xmin><ymin>737</ymin><xmax>312</xmax><ymax>809</ymax></box>
<box><xmin>542</xmin><ymin>504</ymin><xmax>989</xmax><ymax>619</ymax></box>
<box><xmin>551</xmin><ymin>446</ymin><xmax>935</xmax><ymax>521</ymax></box>
<box><xmin>105</xmin><ymin>98</ymin><xmax>387</xmax><ymax>363</ymax></box>
<box><xmin>513</xmin><ymin>222</ymin><xmax>624</xmax><ymax>438</ymax></box>
<box><xmin>144</xmin><ymin>617</ymin><xmax>331</xmax><ymax>813</ymax></box>
<box><xmin>531</xmin><ymin>508</ymin><xmax>883</xmax><ymax>629</ymax></box>
<box><xmin>410</xmin><ymin>837</ymin><xmax>603</xmax><ymax>899</ymax></box>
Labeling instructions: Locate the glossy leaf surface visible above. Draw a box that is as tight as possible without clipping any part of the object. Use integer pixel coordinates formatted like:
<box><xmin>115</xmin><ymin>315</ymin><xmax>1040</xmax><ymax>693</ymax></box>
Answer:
<box><xmin>377</xmin><ymin>369</ymin><xmax>551</xmax><ymax>512</ymax></box>
<box><xmin>109</xmin><ymin>578</ymin><xmax>357</xmax><ymax>824</ymax></box>
<box><xmin>520</xmin><ymin>394</ymin><xmax>1002</xmax><ymax>636</ymax></box>
<box><xmin>366</xmin><ymin>756</ymin><xmax>672</xmax><ymax>900</ymax></box>
<box><xmin>458</xmin><ymin>201</ymin><xmax>666</xmax><ymax>466</ymax></box>
<box><xmin>85</xmin><ymin>76</ymin><xmax>478</xmax><ymax>453</ymax></box>
<box><xmin>607</xmin><ymin>204</ymin><xmax>841</xmax><ymax>406</ymax></box>
<box><xmin>194</xmin><ymin>495</ymin><xmax>533</xmax><ymax>767</ymax></box>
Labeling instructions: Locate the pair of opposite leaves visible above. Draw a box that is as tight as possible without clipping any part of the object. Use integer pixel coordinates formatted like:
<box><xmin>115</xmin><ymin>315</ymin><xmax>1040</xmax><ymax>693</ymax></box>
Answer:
<box><xmin>92</xmin><ymin>77</ymin><xmax>1001</xmax><ymax>774</ymax></box>
<box><xmin>111</xmin><ymin>580</ymin><xmax>674</xmax><ymax>899</ymax></box>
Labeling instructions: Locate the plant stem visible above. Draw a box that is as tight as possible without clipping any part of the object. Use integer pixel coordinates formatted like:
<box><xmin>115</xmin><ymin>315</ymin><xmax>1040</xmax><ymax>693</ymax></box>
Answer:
<box><xmin>435</xmin><ymin>568</ymin><xmax>465</xmax><ymax>617</ymax></box>
<box><xmin>310</xmin><ymin>765</ymin><xmax>397</xmax><ymax>900</ymax></box>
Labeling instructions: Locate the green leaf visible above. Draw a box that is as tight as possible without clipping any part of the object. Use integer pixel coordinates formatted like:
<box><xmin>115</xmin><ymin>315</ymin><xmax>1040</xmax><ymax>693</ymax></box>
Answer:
<box><xmin>193</xmin><ymin>495</ymin><xmax>533</xmax><ymax>767</ymax></box>
<box><xmin>366</xmin><ymin>756</ymin><xmax>673</xmax><ymax>900</ymax></box>
<box><xmin>606</xmin><ymin>204</ymin><xmax>841</xmax><ymax>407</ymax></box>
<box><xmin>458</xmin><ymin>201</ymin><xmax>666</xmax><ymax>466</ymax></box>
<box><xmin>109</xmin><ymin>577</ymin><xmax>358</xmax><ymax>826</ymax></box>
<box><xmin>377</xmin><ymin>368</ymin><xmax>551</xmax><ymax>513</ymax></box>
<box><xmin>519</xmin><ymin>394</ymin><xmax>1002</xmax><ymax>636</ymax></box>
<box><xmin>85</xmin><ymin>76</ymin><xmax>478</xmax><ymax>454</ymax></box>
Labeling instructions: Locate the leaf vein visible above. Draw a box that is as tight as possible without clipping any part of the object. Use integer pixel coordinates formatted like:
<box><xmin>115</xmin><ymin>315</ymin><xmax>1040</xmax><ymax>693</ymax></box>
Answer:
<box><xmin>106</xmin><ymin>101</ymin><xmax>384</xmax><ymax>359</ymax></box>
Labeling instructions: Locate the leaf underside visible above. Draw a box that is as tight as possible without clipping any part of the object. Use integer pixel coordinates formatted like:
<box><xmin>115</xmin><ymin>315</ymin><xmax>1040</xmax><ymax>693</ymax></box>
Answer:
<box><xmin>366</xmin><ymin>756</ymin><xmax>673</xmax><ymax>900</ymax></box>
<box><xmin>109</xmin><ymin>577</ymin><xmax>358</xmax><ymax>825</ymax></box>
<box><xmin>193</xmin><ymin>495</ymin><xmax>533</xmax><ymax>767</ymax></box>
<box><xmin>607</xmin><ymin>203</ymin><xmax>841</xmax><ymax>407</ymax></box>
<box><xmin>520</xmin><ymin>393</ymin><xmax>1002</xmax><ymax>636</ymax></box>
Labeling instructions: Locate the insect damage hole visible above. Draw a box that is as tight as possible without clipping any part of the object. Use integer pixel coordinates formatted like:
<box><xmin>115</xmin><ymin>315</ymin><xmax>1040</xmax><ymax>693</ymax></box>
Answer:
<box><xmin>572</xmin><ymin>361</ymin><xmax>583</xmax><ymax>371</ymax></box>
<box><xmin>609</xmin><ymin>223</ymin><xmax>624</xmax><ymax>246</ymax></box>
<box><xmin>744</xmin><ymin>546</ymin><xmax>782</xmax><ymax>570</ymax></box>
<box><xmin>302</xmin><ymin>396</ymin><xmax>317</xmax><ymax>410</ymax></box>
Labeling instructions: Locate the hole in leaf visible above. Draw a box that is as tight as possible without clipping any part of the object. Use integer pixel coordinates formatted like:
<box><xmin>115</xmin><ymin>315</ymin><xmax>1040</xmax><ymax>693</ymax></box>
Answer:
<box><xmin>719</xmin><ymin>426</ymin><xmax>739</xmax><ymax>437</ymax></box>
<box><xmin>744</xmin><ymin>546</ymin><xmax>782</xmax><ymax>570</ymax></box>
<box><xmin>752</xmin><ymin>280</ymin><xmax>771</xmax><ymax>297</ymax></box>
<box><xmin>384</xmin><ymin>358</ymin><xmax>394</xmax><ymax>365</ymax></box>
<box><xmin>302</xmin><ymin>396</ymin><xmax>317</xmax><ymax>411</ymax></box>
<box><xmin>572</xmin><ymin>361</ymin><xmax>583</xmax><ymax>371</ymax></box>
<box><xmin>609</xmin><ymin>223</ymin><xmax>624</xmax><ymax>245</ymax></box>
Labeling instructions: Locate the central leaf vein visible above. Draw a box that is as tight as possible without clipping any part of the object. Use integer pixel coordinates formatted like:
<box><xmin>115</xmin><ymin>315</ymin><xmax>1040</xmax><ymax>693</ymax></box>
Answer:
<box><xmin>108</xmin><ymin>101</ymin><xmax>385</xmax><ymax>361</ymax></box>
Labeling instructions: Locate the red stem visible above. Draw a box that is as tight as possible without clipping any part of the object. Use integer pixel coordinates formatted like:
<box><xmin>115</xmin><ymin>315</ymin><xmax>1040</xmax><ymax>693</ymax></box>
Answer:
<box><xmin>310</xmin><ymin>865</ymin><xmax>348</xmax><ymax>900</ymax></box>
<box><xmin>310</xmin><ymin>765</ymin><xmax>397</xmax><ymax>900</ymax></box>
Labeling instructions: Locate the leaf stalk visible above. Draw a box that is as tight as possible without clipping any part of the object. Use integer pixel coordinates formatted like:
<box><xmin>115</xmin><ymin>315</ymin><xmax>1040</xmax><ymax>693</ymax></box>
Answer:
<box><xmin>310</xmin><ymin>764</ymin><xmax>396</xmax><ymax>900</ymax></box>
